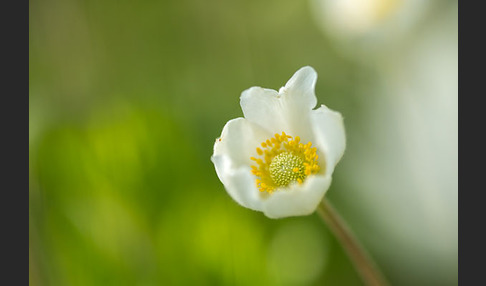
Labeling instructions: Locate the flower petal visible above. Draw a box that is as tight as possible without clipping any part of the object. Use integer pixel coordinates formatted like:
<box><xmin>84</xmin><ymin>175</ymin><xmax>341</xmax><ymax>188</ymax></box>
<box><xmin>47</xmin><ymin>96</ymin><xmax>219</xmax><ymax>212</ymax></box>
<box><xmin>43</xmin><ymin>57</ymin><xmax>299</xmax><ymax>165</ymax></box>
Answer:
<box><xmin>214</xmin><ymin>164</ymin><xmax>265</xmax><ymax>211</ymax></box>
<box><xmin>239</xmin><ymin>87</ymin><xmax>287</xmax><ymax>133</ymax></box>
<box><xmin>261</xmin><ymin>175</ymin><xmax>332</xmax><ymax>219</ymax></box>
<box><xmin>240</xmin><ymin>66</ymin><xmax>318</xmax><ymax>141</ymax></box>
<box><xmin>278</xmin><ymin>66</ymin><xmax>318</xmax><ymax>110</ymax></box>
<box><xmin>211</xmin><ymin>118</ymin><xmax>270</xmax><ymax>210</ymax></box>
<box><xmin>212</xmin><ymin>117</ymin><xmax>270</xmax><ymax>168</ymax></box>
<box><xmin>310</xmin><ymin>104</ymin><xmax>346</xmax><ymax>172</ymax></box>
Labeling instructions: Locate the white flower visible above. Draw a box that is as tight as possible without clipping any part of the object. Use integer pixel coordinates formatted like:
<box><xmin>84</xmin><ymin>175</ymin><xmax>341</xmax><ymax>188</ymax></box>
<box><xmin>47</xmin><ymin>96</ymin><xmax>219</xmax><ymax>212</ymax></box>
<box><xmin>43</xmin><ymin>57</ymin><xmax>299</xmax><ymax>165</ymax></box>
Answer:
<box><xmin>211</xmin><ymin>66</ymin><xmax>346</xmax><ymax>219</ymax></box>
<box><xmin>311</xmin><ymin>0</ymin><xmax>405</xmax><ymax>36</ymax></box>
<box><xmin>310</xmin><ymin>0</ymin><xmax>429</xmax><ymax>47</ymax></box>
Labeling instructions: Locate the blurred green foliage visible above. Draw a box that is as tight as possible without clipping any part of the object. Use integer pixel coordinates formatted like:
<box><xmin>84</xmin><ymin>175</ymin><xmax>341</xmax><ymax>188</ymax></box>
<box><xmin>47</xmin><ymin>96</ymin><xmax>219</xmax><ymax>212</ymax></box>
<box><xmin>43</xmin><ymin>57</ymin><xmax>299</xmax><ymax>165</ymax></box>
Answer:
<box><xmin>29</xmin><ymin>99</ymin><xmax>361</xmax><ymax>285</ymax></box>
<box><xmin>29</xmin><ymin>0</ymin><xmax>457</xmax><ymax>285</ymax></box>
<box><xmin>30</xmin><ymin>0</ymin><xmax>365</xmax><ymax>285</ymax></box>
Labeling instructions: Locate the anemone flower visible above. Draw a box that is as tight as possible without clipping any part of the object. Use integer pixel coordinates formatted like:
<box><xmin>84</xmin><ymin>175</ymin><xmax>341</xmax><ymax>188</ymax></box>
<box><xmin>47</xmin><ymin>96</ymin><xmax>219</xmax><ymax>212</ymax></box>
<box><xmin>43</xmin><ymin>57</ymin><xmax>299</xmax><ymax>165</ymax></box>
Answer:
<box><xmin>211</xmin><ymin>67</ymin><xmax>389</xmax><ymax>286</ymax></box>
<box><xmin>211</xmin><ymin>66</ymin><xmax>345</xmax><ymax>219</ymax></box>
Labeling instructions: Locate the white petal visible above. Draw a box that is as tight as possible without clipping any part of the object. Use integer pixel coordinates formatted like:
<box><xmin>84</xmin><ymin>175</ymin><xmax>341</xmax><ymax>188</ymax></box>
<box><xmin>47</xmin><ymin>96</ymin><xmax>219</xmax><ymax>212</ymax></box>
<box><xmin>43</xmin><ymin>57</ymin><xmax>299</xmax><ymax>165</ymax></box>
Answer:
<box><xmin>240</xmin><ymin>87</ymin><xmax>288</xmax><ymax>133</ymax></box>
<box><xmin>279</xmin><ymin>66</ymin><xmax>318</xmax><ymax>110</ymax></box>
<box><xmin>212</xmin><ymin>117</ymin><xmax>270</xmax><ymax>168</ymax></box>
<box><xmin>211</xmin><ymin>118</ymin><xmax>270</xmax><ymax>210</ymax></box>
<box><xmin>215</xmin><ymin>165</ymin><xmax>265</xmax><ymax>211</ymax></box>
<box><xmin>262</xmin><ymin>175</ymin><xmax>332</xmax><ymax>219</ymax></box>
<box><xmin>310</xmin><ymin>105</ymin><xmax>346</xmax><ymax>172</ymax></box>
<box><xmin>240</xmin><ymin>66</ymin><xmax>318</xmax><ymax>140</ymax></box>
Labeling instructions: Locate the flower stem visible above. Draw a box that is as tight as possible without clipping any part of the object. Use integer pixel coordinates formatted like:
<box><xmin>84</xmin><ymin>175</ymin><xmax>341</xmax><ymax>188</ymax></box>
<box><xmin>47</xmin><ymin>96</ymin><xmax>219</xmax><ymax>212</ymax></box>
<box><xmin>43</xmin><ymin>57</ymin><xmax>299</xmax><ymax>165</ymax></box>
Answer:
<box><xmin>316</xmin><ymin>198</ymin><xmax>389</xmax><ymax>286</ymax></box>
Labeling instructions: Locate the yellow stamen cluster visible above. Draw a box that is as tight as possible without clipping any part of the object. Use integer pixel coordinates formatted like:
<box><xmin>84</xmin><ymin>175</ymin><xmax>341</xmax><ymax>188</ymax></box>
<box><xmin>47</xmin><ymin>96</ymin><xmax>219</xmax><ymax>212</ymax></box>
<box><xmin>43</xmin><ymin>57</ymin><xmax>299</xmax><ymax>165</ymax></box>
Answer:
<box><xmin>250</xmin><ymin>132</ymin><xmax>321</xmax><ymax>193</ymax></box>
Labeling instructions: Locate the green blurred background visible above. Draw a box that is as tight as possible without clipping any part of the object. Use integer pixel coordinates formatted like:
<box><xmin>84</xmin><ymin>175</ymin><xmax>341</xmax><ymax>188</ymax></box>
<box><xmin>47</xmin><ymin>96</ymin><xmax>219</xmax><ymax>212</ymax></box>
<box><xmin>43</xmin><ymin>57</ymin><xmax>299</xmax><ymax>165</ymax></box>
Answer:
<box><xmin>29</xmin><ymin>0</ymin><xmax>458</xmax><ymax>285</ymax></box>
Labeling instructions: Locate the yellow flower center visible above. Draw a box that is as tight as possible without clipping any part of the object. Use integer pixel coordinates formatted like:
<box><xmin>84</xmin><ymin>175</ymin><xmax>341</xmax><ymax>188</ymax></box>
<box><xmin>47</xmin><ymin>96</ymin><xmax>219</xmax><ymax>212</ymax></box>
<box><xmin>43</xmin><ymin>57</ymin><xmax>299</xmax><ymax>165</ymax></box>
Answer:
<box><xmin>250</xmin><ymin>132</ymin><xmax>321</xmax><ymax>193</ymax></box>
<box><xmin>269</xmin><ymin>152</ymin><xmax>306</xmax><ymax>187</ymax></box>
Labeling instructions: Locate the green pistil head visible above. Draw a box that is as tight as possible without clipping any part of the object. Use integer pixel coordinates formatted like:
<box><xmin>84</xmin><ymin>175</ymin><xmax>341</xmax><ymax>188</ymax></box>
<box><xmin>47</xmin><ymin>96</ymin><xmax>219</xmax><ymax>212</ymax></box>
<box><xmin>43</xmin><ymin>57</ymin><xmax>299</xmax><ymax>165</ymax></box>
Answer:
<box><xmin>269</xmin><ymin>152</ymin><xmax>306</xmax><ymax>187</ymax></box>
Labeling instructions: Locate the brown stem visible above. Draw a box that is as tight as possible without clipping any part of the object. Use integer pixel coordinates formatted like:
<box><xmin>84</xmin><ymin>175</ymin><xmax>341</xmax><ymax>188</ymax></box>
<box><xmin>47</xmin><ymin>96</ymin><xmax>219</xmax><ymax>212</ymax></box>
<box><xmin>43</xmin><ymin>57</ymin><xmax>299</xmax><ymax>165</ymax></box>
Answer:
<box><xmin>317</xmin><ymin>198</ymin><xmax>390</xmax><ymax>286</ymax></box>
